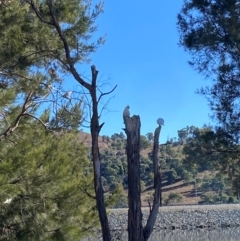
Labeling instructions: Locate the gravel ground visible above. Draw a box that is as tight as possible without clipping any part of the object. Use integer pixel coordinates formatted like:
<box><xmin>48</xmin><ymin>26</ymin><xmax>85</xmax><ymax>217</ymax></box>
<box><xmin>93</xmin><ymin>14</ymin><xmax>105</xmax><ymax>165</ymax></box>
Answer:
<box><xmin>83</xmin><ymin>204</ymin><xmax>240</xmax><ymax>240</ymax></box>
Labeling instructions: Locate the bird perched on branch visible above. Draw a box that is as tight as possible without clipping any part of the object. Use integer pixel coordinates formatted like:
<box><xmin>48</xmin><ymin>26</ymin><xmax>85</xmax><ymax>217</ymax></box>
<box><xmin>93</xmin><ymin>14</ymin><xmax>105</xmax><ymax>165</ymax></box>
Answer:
<box><xmin>157</xmin><ymin>118</ymin><xmax>164</xmax><ymax>126</ymax></box>
<box><xmin>62</xmin><ymin>91</ymin><xmax>72</xmax><ymax>99</ymax></box>
<box><xmin>3</xmin><ymin>198</ymin><xmax>12</xmax><ymax>204</ymax></box>
<box><xmin>123</xmin><ymin>105</ymin><xmax>130</xmax><ymax>124</ymax></box>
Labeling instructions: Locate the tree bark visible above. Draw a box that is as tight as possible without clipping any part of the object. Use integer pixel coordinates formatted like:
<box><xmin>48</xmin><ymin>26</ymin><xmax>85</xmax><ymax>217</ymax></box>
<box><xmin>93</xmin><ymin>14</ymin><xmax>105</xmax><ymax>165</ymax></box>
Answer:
<box><xmin>143</xmin><ymin>126</ymin><xmax>162</xmax><ymax>240</ymax></box>
<box><xmin>124</xmin><ymin>115</ymin><xmax>144</xmax><ymax>241</ymax></box>
<box><xmin>90</xmin><ymin>66</ymin><xmax>111</xmax><ymax>241</ymax></box>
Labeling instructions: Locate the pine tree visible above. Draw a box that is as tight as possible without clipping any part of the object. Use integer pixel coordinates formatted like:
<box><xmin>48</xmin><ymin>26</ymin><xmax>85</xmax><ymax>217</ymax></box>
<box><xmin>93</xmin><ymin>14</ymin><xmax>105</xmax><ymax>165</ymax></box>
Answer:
<box><xmin>0</xmin><ymin>119</ymin><xmax>98</xmax><ymax>240</ymax></box>
<box><xmin>0</xmin><ymin>0</ymin><xmax>103</xmax><ymax>140</ymax></box>
<box><xmin>0</xmin><ymin>1</ymin><xmax>117</xmax><ymax>240</ymax></box>
<box><xmin>177</xmin><ymin>0</ymin><xmax>240</xmax><ymax>142</ymax></box>
<box><xmin>177</xmin><ymin>0</ymin><xmax>240</xmax><ymax>198</ymax></box>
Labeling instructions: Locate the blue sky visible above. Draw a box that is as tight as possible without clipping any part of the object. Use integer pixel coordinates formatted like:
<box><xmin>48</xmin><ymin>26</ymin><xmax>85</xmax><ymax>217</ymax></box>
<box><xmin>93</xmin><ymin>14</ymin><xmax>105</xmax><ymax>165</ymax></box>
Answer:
<box><xmin>71</xmin><ymin>0</ymin><xmax>213</xmax><ymax>143</ymax></box>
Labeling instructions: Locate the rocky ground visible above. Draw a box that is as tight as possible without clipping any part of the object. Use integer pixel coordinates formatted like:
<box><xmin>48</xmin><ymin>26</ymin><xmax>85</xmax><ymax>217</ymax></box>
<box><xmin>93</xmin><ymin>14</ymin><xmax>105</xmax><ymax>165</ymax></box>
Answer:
<box><xmin>109</xmin><ymin>209</ymin><xmax>240</xmax><ymax>231</ymax></box>
<box><xmin>84</xmin><ymin>204</ymin><xmax>240</xmax><ymax>240</ymax></box>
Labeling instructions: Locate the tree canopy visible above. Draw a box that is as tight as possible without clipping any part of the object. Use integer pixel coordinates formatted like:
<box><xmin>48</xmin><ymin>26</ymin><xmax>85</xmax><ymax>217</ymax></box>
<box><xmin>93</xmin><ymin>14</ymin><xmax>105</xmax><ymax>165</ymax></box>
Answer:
<box><xmin>0</xmin><ymin>1</ymin><xmax>106</xmax><ymax>239</ymax></box>
<box><xmin>0</xmin><ymin>119</ymin><xmax>98</xmax><ymax>240</ymax></box>
<box><xmin>178</xmin><ymin>0</ymin><xmax>240</xmax><ymax>143</ymax></box>
<box><xmin>0</xmin><ymin>0</ymin><xmax>104</xmax><ymax>140</ymax></box>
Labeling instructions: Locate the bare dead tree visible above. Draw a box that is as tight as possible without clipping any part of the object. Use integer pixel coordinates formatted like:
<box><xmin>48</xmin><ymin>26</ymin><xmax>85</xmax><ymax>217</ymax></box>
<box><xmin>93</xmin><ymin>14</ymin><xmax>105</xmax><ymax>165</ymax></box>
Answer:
<box><xmin>124</xmin><ymin>115</ymin><xmax>162</xmax><ymax>241</ymax></box>
<box><xmin>27</xmin><ymin>2</ymin><xmax>117</xmax><ymax>240</ymax></box>
<box><xmin>124</xmin><ymin>115</ymin><xmax>143</xmax><ymax>241</ymax></box>
<box><xmin>89</xmin><ymin>66</ymin><xmax>116</xmax><ymax>241</ymax></box>
<box><xmin>143</xmin><ymin>125</ymin><xmax>162</xmax><ymax>240</ymax></box>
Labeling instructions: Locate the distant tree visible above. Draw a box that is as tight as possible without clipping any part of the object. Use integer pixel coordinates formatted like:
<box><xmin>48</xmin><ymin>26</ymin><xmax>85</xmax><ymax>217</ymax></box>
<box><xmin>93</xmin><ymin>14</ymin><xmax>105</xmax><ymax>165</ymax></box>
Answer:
<box><xmin>182</xmin><ymin>126</ymin><xmax>217</xmax><ymax>173</ymax></box>
<box><xmin>146</xmin><ymin>132</ymin><xmax>154</xmax><ymax>142</ymax></box>
<box><xmin>178</xmin><ymin>1</ymin><xmax>240</xmax><ymax>199</ymax></box>
<box><xmin>169</xmin><ymin>138</ymin><xmax>174</xmax><ymax>144</ymax></box>
<box><xmin>180</xmin><ymin>170</ymin><xmax>193</xmax><ymax>183</ymax></box>
<box><xmin>140</xmin><ymin>135</ymin><xmax>151</xmax><ymax>150</ymax></box>
<box><xmin>165</xmin><ymin>192</ymin><xmax>183</xmax><ymax>205</ymax></box>
<box><xmin>181</xmin><ymin>124</ymin><xmax>240</xmax><ymax>197</ymax></box>
<box><xmin>111</xmin><ymin>133</ymin><xmax>119</xmax><ymax>141</ymax></box>
<box><xmin>119</xmin><ymin>132</ymin><xmax>126</xmax><ymax>140</ymax></box>
<box><xmin>166</xmin><ymin>170</ymin><xmax>178</xmax><ymax>184</ymax></box>
<box><xmin>178</xmin><ymin>128</ymin><xmax>188</xmax><ymax>144</ymax></box>
<box><xmin>112</xmin><ymin>193</ymin><xmax>128</xmax><ymax>208</ymax></box>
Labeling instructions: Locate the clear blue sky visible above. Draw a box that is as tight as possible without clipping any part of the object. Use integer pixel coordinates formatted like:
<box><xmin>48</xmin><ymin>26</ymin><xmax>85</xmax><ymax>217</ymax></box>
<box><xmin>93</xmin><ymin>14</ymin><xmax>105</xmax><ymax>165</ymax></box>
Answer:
<box><xmin>72</xmin><ymin>0</ymin><xmax>213</xmax><ymax>143</ymax></box>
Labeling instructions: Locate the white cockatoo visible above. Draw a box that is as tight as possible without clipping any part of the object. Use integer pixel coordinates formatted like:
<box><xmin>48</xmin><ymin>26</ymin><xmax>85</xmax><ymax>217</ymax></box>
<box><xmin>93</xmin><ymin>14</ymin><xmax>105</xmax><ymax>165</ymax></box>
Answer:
<box><xmin>3</xmin><ymin>198</ymin><xmax>12</xmax><ymax>204</ymax></box>
<box><xmin>123</xmin><ymin>105</ymin><xmax>130</xmax><ymax>124</ymax></box>
<box><xmin>62</xmin><ymin>91</ymin><xmax>72</xmax><ymax>99</ymax></box>
<box><xmin>157</xmin><ymin>118</ymin><xmax>165</xmax><ymax>126</ymax></box>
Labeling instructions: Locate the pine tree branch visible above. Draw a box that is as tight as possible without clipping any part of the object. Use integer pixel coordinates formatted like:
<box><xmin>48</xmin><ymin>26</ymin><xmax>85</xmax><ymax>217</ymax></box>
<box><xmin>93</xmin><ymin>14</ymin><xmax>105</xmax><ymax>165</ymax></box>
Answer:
<box><xmin>26</xmin><ymin>0</ymin><xmax>53</xmax><ymax>25</ymax></box>
<box><xmin>47</xmin><ymin>2</ymin><xmax>92</xmax><ymax>90</ymax></box>
<box><xmin>23</xmin><ymin>113</ymin><xmax>47</xmax><ymax>128</ymax></box>
<box><xmin>0</xmin><ymin>92</ymin><xmax>34</xmax><ymax>141</ymax></box>
<box><xmin>78</xmin><ymin>186</ymin><xmax>96</xmax><ymax>200</ymax></box>
<box><xmin>27</xmin><ymin>1</ymin><xmax>92</xmax><ymax>90</ymax></box>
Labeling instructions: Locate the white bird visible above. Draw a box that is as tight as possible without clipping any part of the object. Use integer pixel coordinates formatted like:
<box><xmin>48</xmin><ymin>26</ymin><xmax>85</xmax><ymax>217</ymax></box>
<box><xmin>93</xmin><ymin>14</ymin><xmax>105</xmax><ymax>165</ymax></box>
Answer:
<box><xmin>123</xmin><ymin>105</ymin><xmax>130</xmax><ymax>124</ymax></box>
<box><xmin>3</xmin><ymin>198</ymin><xmax>12</xmax><ymax>204</ymax></box>
<box><xmin>157</xmin><ymin>118</ymin><xmax>165</xmax><ymax>126</ymax></box>
<box><xmin>62</xmin><ymin>91</ymin><xmax>72</xmax><ymax>99</ymax></box>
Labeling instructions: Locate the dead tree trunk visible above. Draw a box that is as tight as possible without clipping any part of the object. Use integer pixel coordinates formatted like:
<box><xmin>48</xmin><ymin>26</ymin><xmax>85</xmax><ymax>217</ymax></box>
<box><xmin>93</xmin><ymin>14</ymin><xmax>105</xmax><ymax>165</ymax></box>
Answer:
<box><xmin>124</xmin><ymin>115</ymin><xmax>162</xmax><ymax>240</ymax></box>
<box><xmin>124</xmin><ymin>115</ymin><xmax>144</xmax><ymax>241</ymax></box>
<box><xmin>90</xmin><ymin>66</ymin><xmax>111</xmax><ymax>241</ymax></box>
<box><xmin>143</xmin><ymin>126</ymin><xmax>162</xmax><ymax>240</ymax></box>
<box><xmin>28</xmin><ymin>1</ymin><xmax>114</xmax><ymax>238</ymax></box>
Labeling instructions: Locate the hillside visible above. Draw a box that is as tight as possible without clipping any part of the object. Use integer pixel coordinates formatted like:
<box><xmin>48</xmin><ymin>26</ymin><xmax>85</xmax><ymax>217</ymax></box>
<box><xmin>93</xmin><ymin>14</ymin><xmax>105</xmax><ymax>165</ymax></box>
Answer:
<box><xmin>78</xmin><ymin>131</ymin><xmax>235</xmax><ymax>207</ymax></box>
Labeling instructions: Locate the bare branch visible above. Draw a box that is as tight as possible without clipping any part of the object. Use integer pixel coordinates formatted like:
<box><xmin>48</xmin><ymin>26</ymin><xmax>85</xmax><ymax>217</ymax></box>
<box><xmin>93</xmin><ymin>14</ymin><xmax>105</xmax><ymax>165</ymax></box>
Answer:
<box><xmin>98</xmin><ymin>95</ymin><xmax>115</xmax><ymax>119</ymax></box>
<box><xmin>47</xmin><ymin>2</ymin><xmax>92</xmax><ymax>90</ymax></box>
<box><xmin>143</xmin><ymin>126</ymin><xmax>162</xmax><ymax>240</ymax></box>
<box><xmin>4</xmin><ymin>136</ymin><xmax>17</xmax><ymax>145</ymax></box>
<box><xmin>99</xmin><ymin>122</ymin><xmax>105</xmax><ymax>133</ymax></box>
<box><xmin>78</xmin><ymin>186</ymin><xmax>96</xmax><ymax>200</ymax></box>
<box><xmin>97</xmin><ymin>85</ymin><xmax>117</xmax><ymax>103</ymax></box>
<box><xmin>26</xmin><ymin>0</ymin><xmax>53</xmax><ymax>25</ymax></box>
<box><xmin>23</xmin><ymin>113</ymin><xmax>47</xmax><ymax>128</ymax></box>
<box><xmin>0</xmin><ymin>92</ymin><xmax>34</xmax><ymax>141</ymax></box>
<box><xmin>147</xmin><ymin>200</ymin><xmax>152</xmax><ymax>213</ymax></box>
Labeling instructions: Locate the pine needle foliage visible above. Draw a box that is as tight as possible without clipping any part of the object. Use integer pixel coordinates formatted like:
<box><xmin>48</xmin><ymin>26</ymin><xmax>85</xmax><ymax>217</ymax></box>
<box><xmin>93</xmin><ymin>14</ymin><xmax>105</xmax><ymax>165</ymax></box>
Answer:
<box><xmin>0</xmin><ymin>122</ymin><xmax>98</xmax><ymax>241</ymax></box>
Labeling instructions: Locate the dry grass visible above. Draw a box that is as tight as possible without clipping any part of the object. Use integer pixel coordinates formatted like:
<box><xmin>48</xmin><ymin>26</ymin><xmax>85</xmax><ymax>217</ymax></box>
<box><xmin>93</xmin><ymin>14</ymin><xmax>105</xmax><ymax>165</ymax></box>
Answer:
<box><xmin>141</xmin><ymin>180</ymin><xmax>201</xmax><ymax>206</ymax></box>
<box><xmin>78</xmin><ymin>132</ymin><xmax>109</xmax><ymax>149</ymax></box>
